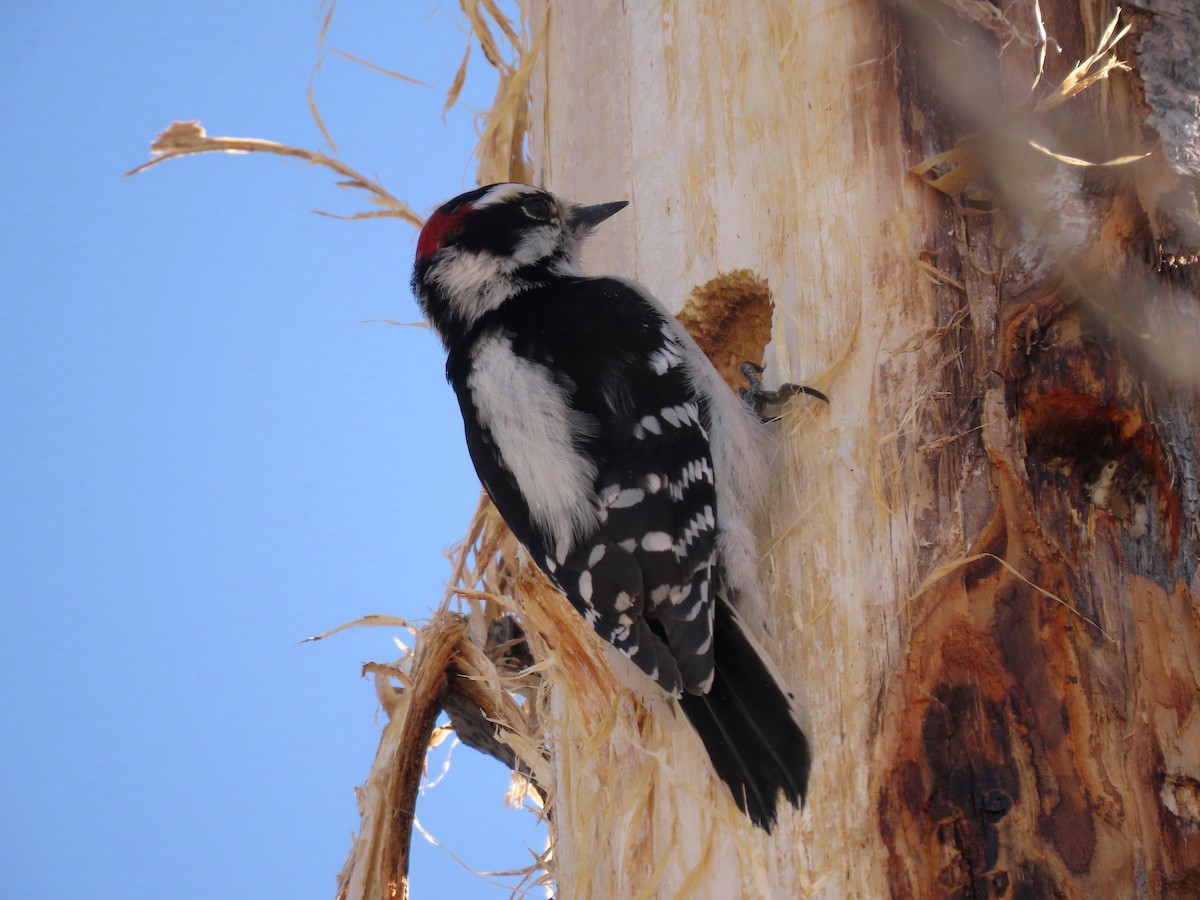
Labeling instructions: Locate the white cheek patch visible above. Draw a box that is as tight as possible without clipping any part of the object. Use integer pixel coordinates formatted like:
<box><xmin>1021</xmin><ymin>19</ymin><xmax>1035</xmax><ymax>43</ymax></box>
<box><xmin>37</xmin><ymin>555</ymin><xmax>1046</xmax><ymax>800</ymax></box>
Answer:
<box><xmin>469</xmin><ymin>332</ymin><xmax>599</xmax><ymax>558</ymax></box>
<box><xmin>428</xmin><ymin>234</ymin><xmax>567</xmax><ymax>327</ymax></box>
<box><xmin>429</xmin><ymin>249</ymin><xmax>518</xmax><ymax>324</ymax></box>
<box><xmin>512</xmin><ymin>226</ymin><xmax>561</xmax><ymax>267</ymax></box>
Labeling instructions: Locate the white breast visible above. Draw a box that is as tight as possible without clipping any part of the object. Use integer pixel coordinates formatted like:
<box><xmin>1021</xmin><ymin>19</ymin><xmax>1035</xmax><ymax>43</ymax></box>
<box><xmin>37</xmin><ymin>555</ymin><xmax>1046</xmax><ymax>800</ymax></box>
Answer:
<box><xmin>468</xmin><ymin>331</ymin><xmax>599</xmax><ymax>561</ymax></box>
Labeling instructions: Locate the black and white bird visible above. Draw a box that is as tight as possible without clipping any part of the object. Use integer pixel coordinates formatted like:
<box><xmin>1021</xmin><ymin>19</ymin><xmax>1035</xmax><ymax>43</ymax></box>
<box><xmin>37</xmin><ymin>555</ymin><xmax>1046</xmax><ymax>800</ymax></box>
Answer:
<box><xmin>411</xmin><ymin>182</ymin><xmax>810</xmax><ymax>830</ymax></box>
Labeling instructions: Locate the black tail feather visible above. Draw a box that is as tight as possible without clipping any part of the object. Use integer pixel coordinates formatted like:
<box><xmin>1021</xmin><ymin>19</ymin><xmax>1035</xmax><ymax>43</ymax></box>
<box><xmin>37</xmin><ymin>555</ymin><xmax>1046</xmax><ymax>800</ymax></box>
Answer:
<box><xmin>677</xmin><ymin>599</ymin><xmax>810</xmax><ymax>831</ymax></box>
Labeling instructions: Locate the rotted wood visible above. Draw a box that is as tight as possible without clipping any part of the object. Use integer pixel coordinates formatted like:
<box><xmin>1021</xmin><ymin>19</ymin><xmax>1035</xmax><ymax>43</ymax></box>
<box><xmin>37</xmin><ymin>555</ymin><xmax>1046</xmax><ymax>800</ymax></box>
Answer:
<box><xmin>878</xmin><ymin>0</ymin><xmax>1200</xmax><ymax>895</ymax></box>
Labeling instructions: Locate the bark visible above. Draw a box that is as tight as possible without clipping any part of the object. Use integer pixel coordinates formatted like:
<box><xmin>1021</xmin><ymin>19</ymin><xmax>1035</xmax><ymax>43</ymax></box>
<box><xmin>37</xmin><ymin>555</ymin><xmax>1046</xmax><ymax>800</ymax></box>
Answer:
<box><xmin>523</xmin><ymin>0</ymin><xmax>1200</xmax><ymax>896</ymax></box>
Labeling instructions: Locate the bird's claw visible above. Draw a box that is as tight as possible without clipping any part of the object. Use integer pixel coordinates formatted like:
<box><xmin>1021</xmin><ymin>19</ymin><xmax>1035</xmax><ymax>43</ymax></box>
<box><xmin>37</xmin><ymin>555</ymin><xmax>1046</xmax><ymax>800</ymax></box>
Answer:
<box><xmin>738</xmin><ymin>362</ymin><xmax>828</xmax><ymax>421</ymax></box>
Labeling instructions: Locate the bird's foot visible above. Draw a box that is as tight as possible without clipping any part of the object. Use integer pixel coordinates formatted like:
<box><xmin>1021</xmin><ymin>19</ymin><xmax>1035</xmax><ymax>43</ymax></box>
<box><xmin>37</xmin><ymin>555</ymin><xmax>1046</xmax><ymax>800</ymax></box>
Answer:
<box><xmin>738</xmin><ymin>362</ymin><xmax>828</xmax><ymax>421</ymax></box>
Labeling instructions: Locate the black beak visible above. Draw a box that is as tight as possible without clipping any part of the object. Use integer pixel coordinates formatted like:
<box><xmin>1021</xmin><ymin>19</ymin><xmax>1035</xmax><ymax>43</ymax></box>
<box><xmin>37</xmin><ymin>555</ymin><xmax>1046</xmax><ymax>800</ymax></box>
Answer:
<box><xmin>568</xmin><ymin>200</ymin><xmax>628</xmax><ymax>233</ymax></box>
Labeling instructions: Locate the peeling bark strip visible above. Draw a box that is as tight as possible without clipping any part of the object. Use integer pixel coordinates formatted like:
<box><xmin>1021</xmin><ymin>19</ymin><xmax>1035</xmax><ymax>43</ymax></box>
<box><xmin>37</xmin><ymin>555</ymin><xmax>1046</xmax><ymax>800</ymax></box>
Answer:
<box><xmin>335</xmin><ymin>606</ymin><xmax>546</xmax><ymax>900</ymax></box>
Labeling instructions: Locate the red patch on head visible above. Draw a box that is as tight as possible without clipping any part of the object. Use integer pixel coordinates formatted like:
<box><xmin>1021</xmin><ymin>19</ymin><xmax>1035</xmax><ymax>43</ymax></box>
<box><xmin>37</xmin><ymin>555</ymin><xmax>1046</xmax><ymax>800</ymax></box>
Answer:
<box><xmin>416</xmin><ymin>206</ymin><xmax>471</xmax><ymax>262</ymax></box>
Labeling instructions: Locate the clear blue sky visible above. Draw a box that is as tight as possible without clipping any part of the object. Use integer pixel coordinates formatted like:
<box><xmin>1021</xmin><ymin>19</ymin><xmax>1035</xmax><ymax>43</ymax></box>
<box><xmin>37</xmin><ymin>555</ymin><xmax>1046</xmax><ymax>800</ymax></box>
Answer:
<box><xmin>0</xmin><ymin>2</ymin><xmax>546</xmax><ymax>897</ymax></box>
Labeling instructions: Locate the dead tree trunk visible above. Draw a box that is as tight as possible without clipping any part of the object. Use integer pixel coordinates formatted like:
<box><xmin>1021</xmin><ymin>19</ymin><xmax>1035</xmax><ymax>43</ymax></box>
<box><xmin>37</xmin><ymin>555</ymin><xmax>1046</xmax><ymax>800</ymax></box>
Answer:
<box><xmin>524</xmin><ymin>0</ymin><xmax>1200</xmax><ymax>895</ymax></box>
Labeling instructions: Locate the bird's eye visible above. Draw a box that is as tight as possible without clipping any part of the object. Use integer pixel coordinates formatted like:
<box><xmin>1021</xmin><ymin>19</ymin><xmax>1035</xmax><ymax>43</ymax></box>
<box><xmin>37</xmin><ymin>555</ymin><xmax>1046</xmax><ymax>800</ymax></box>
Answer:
<box><xmin>523</xmin><ymin>197</ymin><xmax>553</xmax><ymax>220</ymax></box>
<box><xmin>448</xmin><ymin>224</ymin><xmax>466</xmax><ymax>240</ymax></box>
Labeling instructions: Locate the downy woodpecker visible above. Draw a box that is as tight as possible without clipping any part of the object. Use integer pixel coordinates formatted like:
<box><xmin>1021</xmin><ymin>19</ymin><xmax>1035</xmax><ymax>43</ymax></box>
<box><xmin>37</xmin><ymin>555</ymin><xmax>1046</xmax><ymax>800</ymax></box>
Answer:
<box><xmin>411</xmin><ymin>183</ymin><xmax>810</xmax><ymax>830</ymax></box>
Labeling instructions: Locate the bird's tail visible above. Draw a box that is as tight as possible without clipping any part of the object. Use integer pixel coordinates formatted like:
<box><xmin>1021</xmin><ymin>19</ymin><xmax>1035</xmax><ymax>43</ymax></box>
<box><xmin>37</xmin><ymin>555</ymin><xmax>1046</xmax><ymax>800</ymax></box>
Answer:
<box><xmin>677</xmin><ymin>598</ymin><xmax>810</xmax><ymax>831</ymax></box>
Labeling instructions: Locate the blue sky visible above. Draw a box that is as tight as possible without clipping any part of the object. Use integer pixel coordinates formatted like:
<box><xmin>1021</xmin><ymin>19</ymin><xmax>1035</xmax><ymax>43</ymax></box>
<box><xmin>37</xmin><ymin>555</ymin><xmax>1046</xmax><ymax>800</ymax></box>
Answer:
<box><xmin>1</xmin><ymin>2</ymin><xmax>545</xmax><ymax>897</ymax></box>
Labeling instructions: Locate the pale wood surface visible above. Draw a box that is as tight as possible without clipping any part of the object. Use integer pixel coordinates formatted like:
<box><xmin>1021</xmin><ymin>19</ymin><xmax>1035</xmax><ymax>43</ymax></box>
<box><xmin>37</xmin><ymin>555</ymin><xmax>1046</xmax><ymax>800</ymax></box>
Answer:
<box><xmin>522</xmin><ymin>0</ymin><xmax>1200</xmax><ymax>896</ymax></box>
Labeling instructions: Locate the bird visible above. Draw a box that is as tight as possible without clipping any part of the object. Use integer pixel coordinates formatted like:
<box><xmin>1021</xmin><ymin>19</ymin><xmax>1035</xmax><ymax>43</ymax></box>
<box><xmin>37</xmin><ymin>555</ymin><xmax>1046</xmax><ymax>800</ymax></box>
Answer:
<box><xmin>410</xmin><ymin>182</ymin><xmax>810</xmax><ymax>830</ymax></box>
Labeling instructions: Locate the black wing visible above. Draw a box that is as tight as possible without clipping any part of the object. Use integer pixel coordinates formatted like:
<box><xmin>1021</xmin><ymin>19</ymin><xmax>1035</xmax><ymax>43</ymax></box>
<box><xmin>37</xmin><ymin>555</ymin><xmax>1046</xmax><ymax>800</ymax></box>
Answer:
<box><xmin>449</xmin><ymin>278</ymin><xmax>718</xmax><ymax>695</ymax></box>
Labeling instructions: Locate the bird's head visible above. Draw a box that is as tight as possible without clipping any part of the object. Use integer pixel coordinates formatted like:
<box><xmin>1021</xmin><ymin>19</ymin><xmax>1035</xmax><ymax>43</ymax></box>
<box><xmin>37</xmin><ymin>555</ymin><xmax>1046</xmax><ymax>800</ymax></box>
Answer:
<box><xmin>411</xmin><ymin>183</ymin><xmax>627</xmax><ymax>338</ymax></box>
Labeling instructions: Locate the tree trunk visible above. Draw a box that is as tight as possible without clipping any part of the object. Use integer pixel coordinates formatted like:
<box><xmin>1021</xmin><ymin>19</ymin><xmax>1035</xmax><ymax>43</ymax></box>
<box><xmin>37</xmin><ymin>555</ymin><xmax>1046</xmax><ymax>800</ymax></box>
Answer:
<box><xmin>523</xmin><ymin>0</ymin><xmax>1200</xmax><ymax>896</ymax></box>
